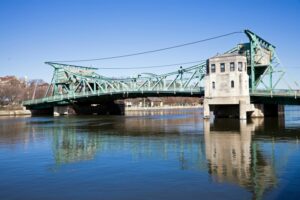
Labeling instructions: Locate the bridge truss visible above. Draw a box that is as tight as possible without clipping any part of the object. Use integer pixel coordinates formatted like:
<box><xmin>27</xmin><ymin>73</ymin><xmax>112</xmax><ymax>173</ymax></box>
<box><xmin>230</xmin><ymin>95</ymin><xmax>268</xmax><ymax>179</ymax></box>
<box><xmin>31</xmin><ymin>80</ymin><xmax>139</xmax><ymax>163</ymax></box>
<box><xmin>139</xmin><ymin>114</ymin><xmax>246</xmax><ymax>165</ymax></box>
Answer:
<box><xmin>24</xmin><ymin>60</ymin><xmax>207</xmax><ymax>107</ymax></box>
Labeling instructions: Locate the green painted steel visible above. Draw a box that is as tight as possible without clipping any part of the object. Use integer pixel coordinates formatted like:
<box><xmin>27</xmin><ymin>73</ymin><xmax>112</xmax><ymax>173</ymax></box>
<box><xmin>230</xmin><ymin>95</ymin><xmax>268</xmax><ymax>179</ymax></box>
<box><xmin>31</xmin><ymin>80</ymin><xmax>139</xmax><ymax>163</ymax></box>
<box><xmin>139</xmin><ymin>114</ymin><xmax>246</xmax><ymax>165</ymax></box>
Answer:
<box><xmin>243</xmin><ymin>30</ymin><xmax>285</xmax><ymax>92</ymax></box>
<box><xmin>23</xmin><ymin>30</ymin><xmax>297</xmax><ymax>108</ymax></box>
<box><xmin>23</xmin><ymin>61</ymin><xmax>206</xmax><ymax>108</ymax></box>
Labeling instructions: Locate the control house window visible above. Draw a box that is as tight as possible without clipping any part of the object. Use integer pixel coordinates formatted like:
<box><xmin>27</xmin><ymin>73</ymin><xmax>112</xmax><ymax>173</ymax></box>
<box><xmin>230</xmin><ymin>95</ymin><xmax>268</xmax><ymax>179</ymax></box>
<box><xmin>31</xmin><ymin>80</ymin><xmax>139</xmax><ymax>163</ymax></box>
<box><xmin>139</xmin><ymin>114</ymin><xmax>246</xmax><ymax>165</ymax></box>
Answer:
<box><xmin>211</xmin><ymin>64</ymin><xmax>216</xmax><ymax>73</ymax></box>
<box><xmin>231</xmin><ymin>80</ymin><xmax>234</xmax><ymax>88</ymax></box>
<box><xmin>230</xmin><ymin>62</ymin><xmax>235</xmax><ymax>72</ymax></box>
<box><xmin>220</xmin><ymin>63</ymin><xmax>225</xmax><ymax>72</ymax></box>
<box><xmin>212</xmin><ymin>82</ymin><xmax>215</xmax><ymax>89</ymax></box>
<box><xmin>238</xmin><ymin>62</ymin><xmax>243</xmax><ymax>71</ymax></box>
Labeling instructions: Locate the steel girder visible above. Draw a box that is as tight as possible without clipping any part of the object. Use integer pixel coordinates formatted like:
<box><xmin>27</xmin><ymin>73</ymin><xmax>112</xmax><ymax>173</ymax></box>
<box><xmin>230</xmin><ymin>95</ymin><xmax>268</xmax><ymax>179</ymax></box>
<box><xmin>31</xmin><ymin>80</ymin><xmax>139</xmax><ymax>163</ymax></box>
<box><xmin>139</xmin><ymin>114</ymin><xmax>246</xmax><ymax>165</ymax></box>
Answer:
<box><xmin>42</xmin><ymin>61</ymin><xmax>206</xmax><ymax>100</ymax></box>
<box><xmin>243</xmin><ymin>30</ymin><xmax>285</xmax><ymax>92</ymax></box>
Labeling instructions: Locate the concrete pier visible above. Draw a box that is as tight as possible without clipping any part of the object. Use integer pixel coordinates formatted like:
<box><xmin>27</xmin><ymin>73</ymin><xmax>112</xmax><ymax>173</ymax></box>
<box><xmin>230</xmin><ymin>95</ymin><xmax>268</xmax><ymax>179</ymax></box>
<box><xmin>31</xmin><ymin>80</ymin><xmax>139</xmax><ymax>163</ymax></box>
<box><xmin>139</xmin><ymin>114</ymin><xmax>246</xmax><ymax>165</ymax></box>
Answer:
<box><xmin>251</xmin><ymin>104</ymin><xmax>285</xmax><ymax>118</ymax></box>
<box><xmin>203</xmin><ymin>99</ymin><xmax>210</xmax><ymax>119</ymax></box>
<box><xmin>53</xmin><ymin>106</ymin><xmax>74</xmax><ymax>116</ymax></box>
<box><xmin>239</xmin><ymin>100</ymin><xmax>247</xmax><ymax>120</ymax></box>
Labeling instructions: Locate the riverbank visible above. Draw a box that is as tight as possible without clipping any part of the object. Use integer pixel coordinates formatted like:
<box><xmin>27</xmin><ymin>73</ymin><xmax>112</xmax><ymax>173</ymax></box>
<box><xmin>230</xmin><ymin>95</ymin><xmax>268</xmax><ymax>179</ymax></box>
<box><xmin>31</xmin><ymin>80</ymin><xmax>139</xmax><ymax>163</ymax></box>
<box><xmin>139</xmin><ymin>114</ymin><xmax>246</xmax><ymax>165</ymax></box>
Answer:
<box><xmin>0</xmin><ymin>105</ymin><xmax>202</xmax><ymax>116</ymax></box>
<box><xmin>0</xmin><ymin>110</ymin><xmax>31</xmax><ymax>116</ymax></box>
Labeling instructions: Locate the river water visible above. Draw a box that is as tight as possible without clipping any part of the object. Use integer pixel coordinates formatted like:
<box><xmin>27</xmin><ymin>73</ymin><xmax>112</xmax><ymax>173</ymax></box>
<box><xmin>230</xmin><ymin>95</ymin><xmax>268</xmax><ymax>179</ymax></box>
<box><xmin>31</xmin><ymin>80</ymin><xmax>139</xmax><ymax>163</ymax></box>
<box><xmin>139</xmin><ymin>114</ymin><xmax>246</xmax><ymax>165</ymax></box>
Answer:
<box><xmin>1</xmin><ymin>107</ymin><xmax>300</xmax><ymax>200</ymax></box>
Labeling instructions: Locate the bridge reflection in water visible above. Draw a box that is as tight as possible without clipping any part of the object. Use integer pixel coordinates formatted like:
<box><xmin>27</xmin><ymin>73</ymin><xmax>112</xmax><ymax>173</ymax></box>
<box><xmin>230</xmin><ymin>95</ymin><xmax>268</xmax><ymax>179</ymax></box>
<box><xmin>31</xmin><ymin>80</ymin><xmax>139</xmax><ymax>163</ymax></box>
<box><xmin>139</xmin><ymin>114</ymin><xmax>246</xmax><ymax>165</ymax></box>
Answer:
<box><xmin>44</xmin><ymin>111</ymin><xmax>297</xmax><ymax>199</ymax></box>
<box><xmin>51</xmin><ymin>109</ymin><xmax>206</xmax><ymax>170</ymax></box>
<box><xmin>2</xmin><ymin>109</ymin><xmax>299</xmax><ymax>199</ymax></box>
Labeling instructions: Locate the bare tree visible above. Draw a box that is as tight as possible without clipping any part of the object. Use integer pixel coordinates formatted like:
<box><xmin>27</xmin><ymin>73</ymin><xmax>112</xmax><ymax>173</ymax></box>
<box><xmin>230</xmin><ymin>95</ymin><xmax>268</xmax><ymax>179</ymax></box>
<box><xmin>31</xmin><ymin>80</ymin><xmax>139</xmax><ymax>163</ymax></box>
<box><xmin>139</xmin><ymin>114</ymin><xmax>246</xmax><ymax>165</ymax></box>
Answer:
<box><xmin>0</xmin><ymin>77</ymin><xmax>49</xmax><ymax>106</ymax></box>
<box><xmin>0</xmin><ymin>77</ymin><xmax>26</xmax><ymax>106</ymax></box>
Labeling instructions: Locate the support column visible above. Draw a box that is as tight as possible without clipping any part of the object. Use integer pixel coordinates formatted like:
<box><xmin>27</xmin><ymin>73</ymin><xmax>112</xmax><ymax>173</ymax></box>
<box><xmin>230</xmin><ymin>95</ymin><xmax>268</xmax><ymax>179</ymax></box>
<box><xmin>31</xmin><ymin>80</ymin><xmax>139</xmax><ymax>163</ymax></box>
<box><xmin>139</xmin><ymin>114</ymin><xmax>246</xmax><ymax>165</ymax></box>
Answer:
<box><xmin>203</xmin><ymin>119</ymin><xmax>210</xmax><ymax>134</ymax></box>
<box><xmin>54</xmin><ymin>106</ymin><xmax>70</xmax><ymax>116</ymax></box>
<box><xmin>278</xmin><ymin>105</ymin><xmax>285</xmax><ymax>117</ymax></box>
<box><xmin>239</xmin><ymin>100</ymin><xmax>247</xmax><ymax>120</ymax></box>
<box><xmin>203</xmin><ymin>99</ymin><xmax>210</xmax><ymax>119</ymax></box>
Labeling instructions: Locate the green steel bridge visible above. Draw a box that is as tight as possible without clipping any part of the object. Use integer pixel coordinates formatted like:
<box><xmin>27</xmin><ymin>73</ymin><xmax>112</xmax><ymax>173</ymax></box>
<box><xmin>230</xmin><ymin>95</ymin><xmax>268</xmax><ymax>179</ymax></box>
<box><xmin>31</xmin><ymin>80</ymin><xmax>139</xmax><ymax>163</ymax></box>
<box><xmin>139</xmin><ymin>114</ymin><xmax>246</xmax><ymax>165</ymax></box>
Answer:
<box><xmin>23</xmin><ymin>30</ymin><xmax>300</xmax><ymax>113</ymax></box>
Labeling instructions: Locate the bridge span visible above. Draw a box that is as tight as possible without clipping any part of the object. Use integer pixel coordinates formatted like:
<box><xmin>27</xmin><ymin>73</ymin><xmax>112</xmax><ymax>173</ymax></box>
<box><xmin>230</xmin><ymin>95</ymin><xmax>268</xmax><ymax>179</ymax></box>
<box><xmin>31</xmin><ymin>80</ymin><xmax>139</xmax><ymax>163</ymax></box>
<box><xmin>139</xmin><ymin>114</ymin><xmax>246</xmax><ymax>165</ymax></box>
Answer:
<box><xmin>23</xmin><ymin>30</ymin><xmax>299</xmax><ymax>118</ymax></box>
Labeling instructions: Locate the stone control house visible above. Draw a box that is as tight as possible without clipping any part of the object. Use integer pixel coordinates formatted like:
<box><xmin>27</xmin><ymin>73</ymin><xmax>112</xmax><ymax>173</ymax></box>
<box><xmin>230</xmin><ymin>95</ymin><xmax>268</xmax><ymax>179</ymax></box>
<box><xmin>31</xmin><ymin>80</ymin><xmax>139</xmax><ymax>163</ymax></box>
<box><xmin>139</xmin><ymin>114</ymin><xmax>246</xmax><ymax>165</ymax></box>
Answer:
<box><xmin>204</xmin><ymin>53</ymin><xmax>252</xmax><ymax>119</ymax></box>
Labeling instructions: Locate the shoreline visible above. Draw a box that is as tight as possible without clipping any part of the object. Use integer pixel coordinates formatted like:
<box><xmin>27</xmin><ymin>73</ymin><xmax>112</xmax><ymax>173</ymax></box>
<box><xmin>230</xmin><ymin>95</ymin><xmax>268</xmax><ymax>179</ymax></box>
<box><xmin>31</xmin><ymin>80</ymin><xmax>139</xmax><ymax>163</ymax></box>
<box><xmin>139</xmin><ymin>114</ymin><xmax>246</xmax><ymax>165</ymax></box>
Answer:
<box><xmin>125</xmin><ymin>105</ymin><xmax>202</xmax><ymax>111</ymax></box>
<box><xmin>0</xmin><ymin>110</ymin><xmax>31</xmax><ymax>116</ymax></box>
<box><xmin>0</xmin><ymin>105</ymin><xmax>202</xmax><ymax>116</ymax></box>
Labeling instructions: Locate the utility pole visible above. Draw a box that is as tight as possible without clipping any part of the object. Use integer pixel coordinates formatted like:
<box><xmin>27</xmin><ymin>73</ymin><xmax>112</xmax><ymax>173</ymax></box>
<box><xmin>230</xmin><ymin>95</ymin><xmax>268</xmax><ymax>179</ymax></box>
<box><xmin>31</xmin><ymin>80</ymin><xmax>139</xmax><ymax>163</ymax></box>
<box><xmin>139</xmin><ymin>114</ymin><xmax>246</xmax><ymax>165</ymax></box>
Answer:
<box><xmin>32</xmin><ymin>81</ymin><xmax>38</xmax><ymax>100</ymax></box>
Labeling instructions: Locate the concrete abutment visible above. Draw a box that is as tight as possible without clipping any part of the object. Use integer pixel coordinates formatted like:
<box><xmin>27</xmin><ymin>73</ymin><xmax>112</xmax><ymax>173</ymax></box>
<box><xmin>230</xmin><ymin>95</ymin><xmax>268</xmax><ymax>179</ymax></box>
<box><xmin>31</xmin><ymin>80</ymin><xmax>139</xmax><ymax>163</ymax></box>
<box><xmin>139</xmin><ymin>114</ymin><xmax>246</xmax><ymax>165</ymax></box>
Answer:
<box><xmin>251</xmin><ymin>104</ymin><xmax>284</xmax><ymax>118</ymax></box>
<box><xmin>203</xmin><ymin>102</ymin><xmax>285</xmax><ymax>119</ymax></box>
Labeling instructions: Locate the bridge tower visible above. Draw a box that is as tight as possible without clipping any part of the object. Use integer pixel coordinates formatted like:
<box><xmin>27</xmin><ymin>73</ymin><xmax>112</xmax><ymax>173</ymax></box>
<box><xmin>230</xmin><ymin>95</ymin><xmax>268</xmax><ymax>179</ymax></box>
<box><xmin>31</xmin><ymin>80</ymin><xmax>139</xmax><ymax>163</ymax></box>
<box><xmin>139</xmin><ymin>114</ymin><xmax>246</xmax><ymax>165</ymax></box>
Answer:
<box><xmin>204</xmin><ymin>53</ymin><xmax>253</xmax><ymax>120</ymax></box>
<box><xmin>204</xmin><ymin>30</ymin><xmax>285</xmax><ymax>120</ymax></box>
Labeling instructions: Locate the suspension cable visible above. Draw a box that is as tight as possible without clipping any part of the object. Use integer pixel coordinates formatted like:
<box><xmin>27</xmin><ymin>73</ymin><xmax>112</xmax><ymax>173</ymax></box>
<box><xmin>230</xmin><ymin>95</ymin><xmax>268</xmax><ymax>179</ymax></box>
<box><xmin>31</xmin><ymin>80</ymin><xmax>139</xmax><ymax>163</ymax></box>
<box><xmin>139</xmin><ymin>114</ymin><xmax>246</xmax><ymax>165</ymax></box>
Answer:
<box><xmin>97</xmin><ymin>60</ymin><xmax>205</xmax><ymax>69</ymax></box>
<box><xmin>48</xmin><ymin>31</ymin><xmax>243</xmax><ymax>63</ymax></box>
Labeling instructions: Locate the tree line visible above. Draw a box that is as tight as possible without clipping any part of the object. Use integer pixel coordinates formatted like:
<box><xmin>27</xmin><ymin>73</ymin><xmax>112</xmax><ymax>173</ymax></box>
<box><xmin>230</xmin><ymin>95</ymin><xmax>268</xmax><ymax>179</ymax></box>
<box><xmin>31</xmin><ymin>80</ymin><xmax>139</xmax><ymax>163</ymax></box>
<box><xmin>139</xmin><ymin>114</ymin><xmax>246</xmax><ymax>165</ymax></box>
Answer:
<box><xmin>0</xmin><ymin>76</ymin><xmax>49</xmax><ymax>107</ymax></box>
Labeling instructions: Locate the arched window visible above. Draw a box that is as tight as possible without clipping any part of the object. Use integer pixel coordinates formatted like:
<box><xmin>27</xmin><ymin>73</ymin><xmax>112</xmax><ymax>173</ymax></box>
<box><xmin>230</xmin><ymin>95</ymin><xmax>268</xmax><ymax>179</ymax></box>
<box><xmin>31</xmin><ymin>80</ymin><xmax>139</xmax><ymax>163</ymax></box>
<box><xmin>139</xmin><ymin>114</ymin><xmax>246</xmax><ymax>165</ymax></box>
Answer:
<box><xmin>212</xmin><ymin>81</ymin><xmax>215</xmax><ymax>89</ymax></box>
<box><xmin>231</xmin><ymin>80</ymin><xmax>234</xmax><ymax>88</ymax></box>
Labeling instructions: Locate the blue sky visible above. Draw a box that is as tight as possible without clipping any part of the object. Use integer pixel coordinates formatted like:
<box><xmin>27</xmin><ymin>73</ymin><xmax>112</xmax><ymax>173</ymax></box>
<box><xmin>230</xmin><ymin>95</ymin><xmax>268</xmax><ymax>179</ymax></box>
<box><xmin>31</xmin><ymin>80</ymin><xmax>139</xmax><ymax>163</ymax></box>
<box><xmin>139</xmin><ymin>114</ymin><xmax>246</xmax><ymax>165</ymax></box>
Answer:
<box><xmin>1</xmin><ymin>0</ymin><xmax>300</xmax><ymax>83</ymax></box>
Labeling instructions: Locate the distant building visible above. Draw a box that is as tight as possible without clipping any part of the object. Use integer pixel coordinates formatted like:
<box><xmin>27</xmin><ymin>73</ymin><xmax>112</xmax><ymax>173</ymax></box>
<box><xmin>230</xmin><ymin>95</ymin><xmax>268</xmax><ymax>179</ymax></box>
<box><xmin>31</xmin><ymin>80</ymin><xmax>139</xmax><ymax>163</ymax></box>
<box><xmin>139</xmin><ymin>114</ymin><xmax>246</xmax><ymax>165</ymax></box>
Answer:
<box><xmin>124</xmin><ymin>97</ymin><xmax>201</xmax><ymax>108</ymax></box>
<box><xmin>124</xmin><ymin>97</ymin><xmax>163</xmax><ymax>107</ymax></box>
<box><xmin>145</xmin><ymin>97</ymin><xmax>163</xmax><ymax>107</ymax></box>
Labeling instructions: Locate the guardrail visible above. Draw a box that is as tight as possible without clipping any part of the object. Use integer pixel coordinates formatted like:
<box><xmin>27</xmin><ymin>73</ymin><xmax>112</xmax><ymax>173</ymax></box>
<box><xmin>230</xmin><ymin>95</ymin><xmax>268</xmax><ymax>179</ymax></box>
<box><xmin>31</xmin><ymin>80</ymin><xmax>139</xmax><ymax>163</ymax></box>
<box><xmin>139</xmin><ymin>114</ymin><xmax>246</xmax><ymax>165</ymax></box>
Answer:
<box><xmin>250</xmin><ymin>89</ymin><xmax>300</xmax><ymax>98</ymax></box>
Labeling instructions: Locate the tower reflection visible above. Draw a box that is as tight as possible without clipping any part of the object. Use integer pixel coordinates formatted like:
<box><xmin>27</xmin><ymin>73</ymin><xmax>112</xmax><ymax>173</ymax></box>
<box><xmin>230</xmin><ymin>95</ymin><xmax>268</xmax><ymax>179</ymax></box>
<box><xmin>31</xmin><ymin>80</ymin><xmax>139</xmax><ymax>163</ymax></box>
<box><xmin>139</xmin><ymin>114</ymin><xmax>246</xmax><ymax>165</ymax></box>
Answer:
<box><xmin>204</xmin><ymin>118</ymin><xmax>276</xmax><ymax>199</ymax></box>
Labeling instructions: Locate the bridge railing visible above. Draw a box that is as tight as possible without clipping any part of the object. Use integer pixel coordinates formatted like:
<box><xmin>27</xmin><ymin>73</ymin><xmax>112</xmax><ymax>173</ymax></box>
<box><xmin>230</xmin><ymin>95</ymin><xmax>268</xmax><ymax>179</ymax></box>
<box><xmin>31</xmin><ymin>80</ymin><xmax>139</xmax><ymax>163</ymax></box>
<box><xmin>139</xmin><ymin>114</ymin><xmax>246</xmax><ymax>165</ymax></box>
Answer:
<box><xmin>23</xmin><ymin>87</ymin><xmax>203</xmax><ymax>106</ymax></box>
<box><xmin>251</xmin><ymin>89</ymin><xmax>300</xmax><ymax>98</ymax></box>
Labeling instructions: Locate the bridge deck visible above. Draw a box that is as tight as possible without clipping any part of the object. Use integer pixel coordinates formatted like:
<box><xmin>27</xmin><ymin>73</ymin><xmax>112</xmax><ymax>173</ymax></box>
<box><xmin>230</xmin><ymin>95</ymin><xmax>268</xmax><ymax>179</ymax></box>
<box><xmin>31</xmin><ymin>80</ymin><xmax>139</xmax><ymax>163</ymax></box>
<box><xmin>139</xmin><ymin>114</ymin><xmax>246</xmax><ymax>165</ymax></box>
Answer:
<box><xmin>23</xmin><ymin>89</ymin><xmax>204</xmax><ymax>109</ymax></box>
<box><xmin>250</xmin><ymin>90</ymin><xmax>300</xmax><ymax>105</ymax></box>
<box><xmin>24</xmin><ymin>89</ymin><xmax>300</xmax><ymax>109</ymax></box>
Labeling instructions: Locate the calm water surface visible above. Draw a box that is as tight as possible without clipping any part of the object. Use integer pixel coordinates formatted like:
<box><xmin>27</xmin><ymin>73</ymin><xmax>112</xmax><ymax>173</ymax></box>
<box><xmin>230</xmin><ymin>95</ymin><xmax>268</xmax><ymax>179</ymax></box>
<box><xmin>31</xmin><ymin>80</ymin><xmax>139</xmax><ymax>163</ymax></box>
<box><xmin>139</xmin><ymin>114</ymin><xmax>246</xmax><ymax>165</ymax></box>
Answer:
<box><xmin>1</xmin><ymin>107</ymin><xmax>300</xmax><ymax>200</ymax></box>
